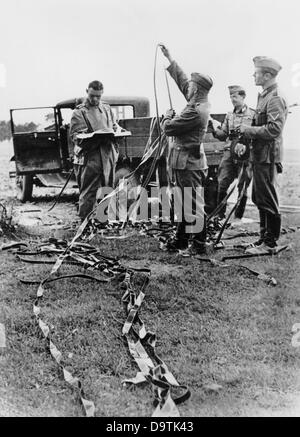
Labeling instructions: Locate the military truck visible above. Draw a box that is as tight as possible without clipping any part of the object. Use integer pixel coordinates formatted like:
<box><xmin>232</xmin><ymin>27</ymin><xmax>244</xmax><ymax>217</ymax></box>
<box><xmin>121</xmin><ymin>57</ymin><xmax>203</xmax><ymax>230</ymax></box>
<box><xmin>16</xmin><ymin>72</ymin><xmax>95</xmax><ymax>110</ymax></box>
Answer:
<box><xmin>9</xmin><ymin>96</ymin><xmax>225</xmax><ymax>211</ymax></box>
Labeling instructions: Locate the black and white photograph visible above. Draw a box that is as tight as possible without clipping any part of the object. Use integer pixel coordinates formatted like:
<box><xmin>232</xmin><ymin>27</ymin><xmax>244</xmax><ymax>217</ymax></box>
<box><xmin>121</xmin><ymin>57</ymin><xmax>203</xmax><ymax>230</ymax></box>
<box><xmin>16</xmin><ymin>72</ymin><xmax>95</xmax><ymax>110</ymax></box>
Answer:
<box><xmin>0</xmin><ymin>0</ymin><xmax>300</xmax><ymax>420</ymax></box>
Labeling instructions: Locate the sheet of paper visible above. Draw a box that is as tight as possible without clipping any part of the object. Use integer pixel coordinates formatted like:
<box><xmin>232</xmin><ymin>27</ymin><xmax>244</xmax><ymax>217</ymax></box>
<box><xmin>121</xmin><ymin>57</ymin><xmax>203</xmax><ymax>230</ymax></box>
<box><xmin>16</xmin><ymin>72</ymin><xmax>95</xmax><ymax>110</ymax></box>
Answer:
<box><xmin>77</xmin><ymin>129</ymin><xmax>131</xmax><ymax>140</ymax></box>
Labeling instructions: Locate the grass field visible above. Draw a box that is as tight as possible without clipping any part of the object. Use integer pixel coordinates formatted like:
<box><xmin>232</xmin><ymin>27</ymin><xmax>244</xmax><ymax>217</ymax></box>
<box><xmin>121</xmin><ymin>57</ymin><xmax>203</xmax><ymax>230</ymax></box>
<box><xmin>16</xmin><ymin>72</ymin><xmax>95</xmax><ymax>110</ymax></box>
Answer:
<box><xmin>1</xmin><ymin>141</ymin><xmax>300</xmax><ymax>417</ymax></box>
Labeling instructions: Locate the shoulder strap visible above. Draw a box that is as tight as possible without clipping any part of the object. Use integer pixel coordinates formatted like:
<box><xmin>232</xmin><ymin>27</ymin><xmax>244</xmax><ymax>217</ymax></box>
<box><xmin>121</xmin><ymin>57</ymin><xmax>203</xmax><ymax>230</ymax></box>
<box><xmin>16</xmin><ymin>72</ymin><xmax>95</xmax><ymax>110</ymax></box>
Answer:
<box><xmin>80</xmin><ymin>110</ymin><xmax>94</xmax><ymax>133</ymax></box>
<box><xmin>98</xmin><ymin>105</ymin><xmax>110</xmax><ymax>125</ymax></box>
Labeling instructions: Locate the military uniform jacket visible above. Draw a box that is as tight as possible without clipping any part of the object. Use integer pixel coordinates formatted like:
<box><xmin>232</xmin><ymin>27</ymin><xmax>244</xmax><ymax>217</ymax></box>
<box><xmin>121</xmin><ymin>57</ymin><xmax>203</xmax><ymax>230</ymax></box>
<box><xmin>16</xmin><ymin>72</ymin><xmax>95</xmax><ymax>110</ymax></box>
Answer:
<box><xmin>215</xmin><ymin>105</ymin><xmax>255</xmax><ymax>150</ymax></box>
<box><xmin>243</xmin><ymin>84</ymin><xmax>288</xmax><ymax>163</ymax></box>
<box><xmin>69</xmin><ymin>99</ymin><xmax>118</xmax><ymax>165</ymax></box>
<box><xmin>162</xmin><ymin>61</ymin><xmax>210</xmax><ymax>171</ymax></box>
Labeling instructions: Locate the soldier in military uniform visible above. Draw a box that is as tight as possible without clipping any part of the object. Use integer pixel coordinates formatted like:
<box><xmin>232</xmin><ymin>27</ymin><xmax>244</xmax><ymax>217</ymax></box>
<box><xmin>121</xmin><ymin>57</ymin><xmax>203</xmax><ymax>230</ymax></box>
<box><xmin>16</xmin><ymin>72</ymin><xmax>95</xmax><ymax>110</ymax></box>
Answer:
<box><xmin>212</xmin><ymin>86</ymin><xmax>255</xmax><ymax>223</ymax></box>
<box><xmin>69</xmin><ymin>80</ymin><xmax>119</xmax><ymax>221</ymax></box>
<box><xmin>237</xmin><ymin>57</ymin><xmax>288</xmax><ymax>253</ymax></box>
<box><xmin>159</xmin><ymin>45</ymin><xmax>213</xmax><ymax>254</ymax></box>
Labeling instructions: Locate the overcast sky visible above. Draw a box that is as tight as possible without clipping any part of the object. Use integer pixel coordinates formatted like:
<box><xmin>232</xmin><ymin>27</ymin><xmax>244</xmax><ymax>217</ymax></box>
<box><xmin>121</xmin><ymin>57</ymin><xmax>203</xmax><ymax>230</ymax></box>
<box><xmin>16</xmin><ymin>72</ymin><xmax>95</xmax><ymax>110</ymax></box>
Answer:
<box><xmin>1</xmin><ymin>0</ymin><xmax>300</xmax><ymax>147</ymax></box>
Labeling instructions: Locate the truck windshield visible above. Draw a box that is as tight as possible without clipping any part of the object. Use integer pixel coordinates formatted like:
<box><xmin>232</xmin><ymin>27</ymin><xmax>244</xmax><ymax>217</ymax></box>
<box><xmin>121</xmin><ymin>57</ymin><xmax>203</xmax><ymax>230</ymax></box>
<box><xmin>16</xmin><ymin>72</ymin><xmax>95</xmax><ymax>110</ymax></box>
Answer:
<box><xmin>110</xmin><ymin>105</ymin><xmax>134</xmax><ymax>120</ymax></box>
<box><xmin>60</xmin><ymin>105</ymin><xmax>134</xmax><ymax>126</ymax></box>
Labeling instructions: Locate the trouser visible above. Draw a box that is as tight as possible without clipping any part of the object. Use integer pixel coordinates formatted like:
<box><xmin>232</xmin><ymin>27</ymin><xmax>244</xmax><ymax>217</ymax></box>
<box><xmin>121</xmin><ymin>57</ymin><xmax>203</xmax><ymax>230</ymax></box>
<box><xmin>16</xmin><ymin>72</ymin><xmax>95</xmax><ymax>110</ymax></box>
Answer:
<box><xmin>204</xmin><ymin>166</ymin><xmax>218</xmax><ymax>215</ymax></box>
<box><xmin>170</xmin><ymin>168</ymin><xmax>206</xmax><ymax>243</ymax></box>
<box><xmin>217</xmin><ymin>150</ymin><xmax>252</xmax><ymax>219</ymax></box>
<box><xmin>252</xmin><ymin>162</ymin><xmax>281</xmax><ymax>246</ymax></box>
<box><xmin>74</xmin><ymin>145</ymin><xmax>117</xmax><ymax>221</ymax></box>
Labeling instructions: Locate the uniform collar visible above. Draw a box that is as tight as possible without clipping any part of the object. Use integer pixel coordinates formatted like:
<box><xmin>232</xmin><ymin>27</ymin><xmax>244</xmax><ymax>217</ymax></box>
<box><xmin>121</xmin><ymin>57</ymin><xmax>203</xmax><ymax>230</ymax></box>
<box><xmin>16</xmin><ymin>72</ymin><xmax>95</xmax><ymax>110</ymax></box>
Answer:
<box><xmin>233</xmin><ymin>104</ymin><xmax>248</xmax><ymax>114</ymax></box>
<box><xmin>83</xmin><ymin>98</ymin><xmax>103</xmax><ymax>112</ymax></box>
<box><xmin>188</xmin><ymin>98</ymin><xmax>208</xmax><ymax>107</ymax></box>
<box><xmin>260</xmin><ymin>83</ymin><xmax>278</xmax><ymax>98</ymax></box>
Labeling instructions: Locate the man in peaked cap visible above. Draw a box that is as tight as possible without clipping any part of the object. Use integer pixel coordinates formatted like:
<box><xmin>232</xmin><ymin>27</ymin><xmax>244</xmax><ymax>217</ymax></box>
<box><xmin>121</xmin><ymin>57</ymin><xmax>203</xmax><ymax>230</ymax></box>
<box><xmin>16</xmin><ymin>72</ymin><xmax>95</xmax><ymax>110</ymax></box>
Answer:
<box><xmin>159</xmin><ymin>44</ymin><xmax>213</xmax><ymax>255</ymax></box>
<box><xmin>212</xmin><ymin>85</ymin><xmax>255</xmax><ymax>224</ymax></box>
<box><xmin>237</xmin><ymin>56</ymin><xmax>288</xmax><ymax>254</ymax></box>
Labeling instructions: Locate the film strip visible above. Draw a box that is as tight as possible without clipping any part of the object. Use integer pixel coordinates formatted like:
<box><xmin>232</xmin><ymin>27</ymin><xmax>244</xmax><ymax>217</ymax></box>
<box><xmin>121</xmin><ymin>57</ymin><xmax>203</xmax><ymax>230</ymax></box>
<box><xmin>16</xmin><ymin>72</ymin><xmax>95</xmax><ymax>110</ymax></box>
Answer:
<box><xmin>15</xmin><ymin>237</ymin><xmax>190</xmax><ymax>416</ymax></box>
<box><xmin>120</xmin><ymin>270</ymin><xmax>191</xmax><ymax>416</ymax></box>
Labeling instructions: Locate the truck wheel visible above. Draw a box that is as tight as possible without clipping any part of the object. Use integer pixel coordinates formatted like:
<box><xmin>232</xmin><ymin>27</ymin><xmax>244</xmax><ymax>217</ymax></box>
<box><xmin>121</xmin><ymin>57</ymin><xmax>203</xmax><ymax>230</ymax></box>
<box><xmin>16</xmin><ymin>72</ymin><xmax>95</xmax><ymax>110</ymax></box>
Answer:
<box><xmin>15</xmin><ymin>175</ymin><xmax>33</xmax><ymax>202</ymax></box>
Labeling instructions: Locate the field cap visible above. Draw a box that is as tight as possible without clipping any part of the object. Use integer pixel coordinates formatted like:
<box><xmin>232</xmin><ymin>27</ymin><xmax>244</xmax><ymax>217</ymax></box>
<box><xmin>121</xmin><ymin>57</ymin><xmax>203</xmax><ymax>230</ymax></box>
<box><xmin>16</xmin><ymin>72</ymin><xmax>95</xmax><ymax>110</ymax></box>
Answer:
<box><xmin>228</xmin><ymin>85</ymin><xmax>245</xmax><ymax>95</ymax></box>
<box><xmin>191</xmin><ymin>72</ymin><xmax>213</xmax><ymax>90</ymax></box>
<box><xmin>253</xmin><ymin>56</ymin><xmax>282</xmax><ymax>74</ymax></box>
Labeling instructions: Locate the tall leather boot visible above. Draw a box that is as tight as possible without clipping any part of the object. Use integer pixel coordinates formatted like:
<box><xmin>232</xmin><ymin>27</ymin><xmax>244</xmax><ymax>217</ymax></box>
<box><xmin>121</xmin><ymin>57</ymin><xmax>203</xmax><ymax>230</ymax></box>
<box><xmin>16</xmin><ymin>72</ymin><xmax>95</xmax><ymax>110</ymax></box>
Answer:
<box><xmin>188</xmin><ymin>218</ymin><xmax>207</xmax><ymax>255</ymax></box>
<box><xmin>216</xmin><ymin>190</ymin><xmax>228</xmax><ymax>219</ymax></box>
<box><xmin>246</xmin><ymin>210</ymin><xmax>266</xmax><ymax>250</ymax></box>
<box><xmin>265</xmin><ymin>213</ymin><xmax>281</xmax><ymax>247</ymax></box>
<box><xmin>234</xmin><ymin>195</ymin><xmax>248</xmax><ymax>219</ymax></box>
<box><xmin>246</xmin><ymin>212</ymin><xmax>281</xmax><ymax>254</ymax></box>
<box><xmin>256</xmin><ymin>210</ymin><xmax>266</xmax><ymax>245</ymax></box>
<box><xmin>204</xmin><ymin>173</ymin><xmax>218</xmax><ymax>215</ymax></box>
<box><xmin>192</xmin><ymin>223</ymin><xmax>207</xmax><ymax>245</ymax></box>
<box><xmin>273</xmin><ymin>214</ymin><xmax>281</xmax><ymax>240</ymax></box>
<box><xmin>166</xmin><ymin>221</ymin><xmax>189</xmax><ymax>251</ymax></box>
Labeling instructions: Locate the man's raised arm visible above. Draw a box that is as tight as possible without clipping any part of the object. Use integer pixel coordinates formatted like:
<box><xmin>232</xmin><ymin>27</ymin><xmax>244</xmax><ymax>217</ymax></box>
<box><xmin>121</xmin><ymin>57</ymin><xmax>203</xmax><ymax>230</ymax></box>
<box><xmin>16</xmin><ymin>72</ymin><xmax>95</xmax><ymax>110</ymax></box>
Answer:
<box><xmin>159</xmin><ymin>44</ymin><xmax>189</xmax><ymax>100</ymax></box>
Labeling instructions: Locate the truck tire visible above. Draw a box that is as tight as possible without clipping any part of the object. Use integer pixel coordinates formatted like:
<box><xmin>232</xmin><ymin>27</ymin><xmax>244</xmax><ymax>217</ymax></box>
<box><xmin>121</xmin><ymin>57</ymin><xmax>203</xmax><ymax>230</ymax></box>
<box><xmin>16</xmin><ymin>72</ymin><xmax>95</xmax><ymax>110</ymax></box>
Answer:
<box><xmin>15</xmin><ymin>175</ymin><xmax>33</xmax><ymax>202</ymax></box>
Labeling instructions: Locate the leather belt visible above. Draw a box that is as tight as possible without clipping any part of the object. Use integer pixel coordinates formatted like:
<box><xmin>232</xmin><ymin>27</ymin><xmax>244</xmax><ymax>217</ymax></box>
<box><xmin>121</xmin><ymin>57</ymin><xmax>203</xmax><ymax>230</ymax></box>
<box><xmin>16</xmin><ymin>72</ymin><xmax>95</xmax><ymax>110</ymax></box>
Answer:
<box><xmin>172</xmin><ymin>144</ymin><xmax>199</xmax><ymax>152</ymax></box>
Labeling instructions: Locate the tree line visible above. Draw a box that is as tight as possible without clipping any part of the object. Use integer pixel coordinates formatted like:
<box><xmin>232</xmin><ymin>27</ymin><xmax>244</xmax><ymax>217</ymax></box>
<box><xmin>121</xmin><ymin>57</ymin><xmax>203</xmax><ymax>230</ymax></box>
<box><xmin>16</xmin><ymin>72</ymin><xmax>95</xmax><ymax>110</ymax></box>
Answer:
<box><xmin>0</xmin><ymin>120</ymin><xmax>38</xmax><ymax>141</ymax></box>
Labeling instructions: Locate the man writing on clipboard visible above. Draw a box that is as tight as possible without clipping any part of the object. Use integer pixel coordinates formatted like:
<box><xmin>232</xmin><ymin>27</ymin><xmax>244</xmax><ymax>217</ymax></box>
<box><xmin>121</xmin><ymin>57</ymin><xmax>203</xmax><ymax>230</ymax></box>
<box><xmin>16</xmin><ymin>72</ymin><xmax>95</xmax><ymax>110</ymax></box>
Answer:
<box><xmin>70</xmin><ymin>80</ymin><xmax>120</xmax><ymax>221</ymax></box>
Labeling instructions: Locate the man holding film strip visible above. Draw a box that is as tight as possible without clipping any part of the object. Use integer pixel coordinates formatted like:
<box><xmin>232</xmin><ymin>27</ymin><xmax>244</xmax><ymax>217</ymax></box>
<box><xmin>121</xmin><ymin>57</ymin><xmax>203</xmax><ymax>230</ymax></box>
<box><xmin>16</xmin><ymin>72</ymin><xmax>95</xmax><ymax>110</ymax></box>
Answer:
<box><xmin>160</xmin><ymin>44</ymin><xmax>213</xmax><ymax>255</ymax></box>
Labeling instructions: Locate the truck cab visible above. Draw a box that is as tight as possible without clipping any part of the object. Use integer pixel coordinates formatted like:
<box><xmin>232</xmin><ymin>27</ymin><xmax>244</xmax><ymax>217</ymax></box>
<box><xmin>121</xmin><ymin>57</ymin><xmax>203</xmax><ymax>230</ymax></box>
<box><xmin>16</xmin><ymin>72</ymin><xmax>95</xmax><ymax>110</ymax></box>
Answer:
<box><xmin>9</xmin><ymin>96</ymin><xmax>225</xmax><ymax>209</ymax></box>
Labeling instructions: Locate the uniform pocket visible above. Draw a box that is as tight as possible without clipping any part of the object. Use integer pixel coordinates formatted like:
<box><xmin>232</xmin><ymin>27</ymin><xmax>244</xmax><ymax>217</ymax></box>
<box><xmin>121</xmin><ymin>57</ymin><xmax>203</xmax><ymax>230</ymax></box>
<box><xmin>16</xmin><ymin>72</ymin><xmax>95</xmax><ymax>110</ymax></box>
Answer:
<box><xmin>175</xmin><ymin>150</ymin><xmax>188</xmax><ymax>169</ymax></box>
<box><xmin>189</xmin><ymin>146</ymin><xmax>201</xmax><ymax>159</ymax></box>
<box><xmin>256</xmin><ymin>110</ymin><xmax>267</xmax><ymax>125</ymax></box>
<box><xmin>252</xmin><ymin>142</ymin><xmax>270</xmax><ymax>163</ymax></box>
<box><xmin>243</xmin><ymin>115</ymin><xmax>254</xmax><ymax>126</ymax></box>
